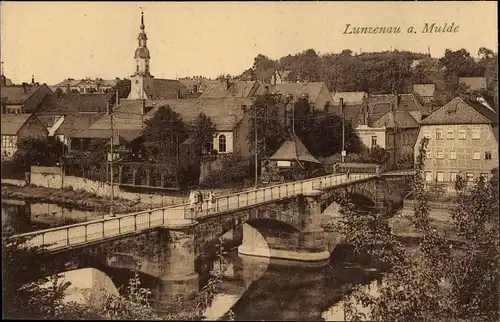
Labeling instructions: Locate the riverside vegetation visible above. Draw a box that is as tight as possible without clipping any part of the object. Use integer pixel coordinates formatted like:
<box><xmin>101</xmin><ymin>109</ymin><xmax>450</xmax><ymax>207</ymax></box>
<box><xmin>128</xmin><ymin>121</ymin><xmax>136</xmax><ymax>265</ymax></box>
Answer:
<box><xmin>2</xmin><ymin>231</ymin><xmax>235</xmax><ymax>320</ymax></box>
<box><xmin>329</xmin><ymin>137</ymin><xmax>499</xmax><ymax>321</ymax></box>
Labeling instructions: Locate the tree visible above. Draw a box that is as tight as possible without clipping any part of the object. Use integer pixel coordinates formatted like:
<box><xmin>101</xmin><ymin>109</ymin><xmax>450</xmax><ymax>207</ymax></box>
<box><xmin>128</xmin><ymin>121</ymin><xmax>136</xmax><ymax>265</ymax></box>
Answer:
<box><xmin>335</xmin><ymin>136</ymin><xmax>499</xmax><ymax>321</ymax></box>
<box><xmin>247</xmin><ymin>94</ymin><xmax>285</xmax><ymax>157</ymax></box>
<box><xmin>2</xmin><ymin>233</ymin><xmax>72</xmax><ymax>319</ymax></box>
<box><xmin>192</xmin><ymin>113</ymin><xmax>216</xmax><ymax>155</ymax></box>
<box><xmin>13</xmin><ymin>137</ymin><xmax>64</xmax><ymax>170</ymax></box>
<box><xmin>478</xmin><ymin>47</ymin><xmax>495</xmax><ymax>60</ymax></box>
<box><xmin>141</xmin><ymin>105</ymin><xmax>186</xmax><ymax>162</ymax></box>
<box><xmin>292</xmin><ymin>98</ymin><xmax>362</xmax><ymax>157</ymax></box>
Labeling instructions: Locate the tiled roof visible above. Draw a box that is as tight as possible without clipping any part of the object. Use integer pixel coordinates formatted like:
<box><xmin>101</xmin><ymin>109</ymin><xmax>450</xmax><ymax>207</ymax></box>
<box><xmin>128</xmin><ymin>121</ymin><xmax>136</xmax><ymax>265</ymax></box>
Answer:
<box><xmin>35</xmin><ymin>94</ymin><xmax>109</xmax><ymax>114</ymax></box>
<box><xmin>413</xmin><ymin>84</ymin><xmax>435</xmax><ymax>97</ymax></box>
<box><xmin>144</xmin><ymin>79</ymin><xmax>187</xmax><ymax>100</ymax></box>
<box><xmin>268</xmin><ymin>82</ymin><xmax>328</xmax><ymax>103</ymax></box>
<box><xmin>331</xmin><ymin>92</ymin><xmax>366</xmax><ymax>105</ymax></box>
<box><xmin>52</xmin><ymin>79</ymin><xmax>81</xmax><ymax>87</ymax></box>
<box><xmin>69</xmin><ymin>128</ymin><xmax>142</xmax><ymax>144</ymax></box>
<box><xmin>199</xmin><ymin>80</ymin><xmax>258</xmax><ymax>98</ymax></box>
<box><xmin>54</xmin><ymin>114</ymin><xmax>104</xmax><ymax>136</ymax></box>
<box><xmin>1</xmin><ymin>85</ymin><xmax>42</xmax><ymax>105</ymax></box>
<box><xmin>420</xmin><ymin>97</ymin><xmax>498</xmax><ymax>125</ymax></box>
<box><xmin>330</xmin><ymin>104</ymin><xmax>364</xmax><ymax>128</ymax></box>
<box><xmin>144</xmin><ymin>97</ymin><xmax>254</xmax><ymax>130</ymax></box>
<box><xmin>458</xmin><ymin>77</ymin><xmax>487</xmax><ymax>91</ymax></box>
<box><xmin>85</xmin><ymin>100</ymin><xmax>145</xmax><ymax>131</ymax></box>
<box><xmin>1</xmin><ymin>114</ymin><xmax>34</xmax><ymax>135</ymax></box>
<box><xmin>368</xmin><ymin>93</ymin><xmax>426</xmax><ymax>123</ymax></box>
<box><xmin>52</xmin><ymin>78</ymin><xmax>118</xmax><ymax>88</ymax></box>
<box><xmin>372</xmin><ymin>110</ymin><xmax>419</xmax><ymax>129</ymax></box>
<box><xmin>269</xmin><ymin>133</ymin><xmax>321</xmax><ymax>164</ymax></box>
<box><xmin>85</xmin><ymin>97</ymin><xmax>254</xmax><ymax>133</ymax></box>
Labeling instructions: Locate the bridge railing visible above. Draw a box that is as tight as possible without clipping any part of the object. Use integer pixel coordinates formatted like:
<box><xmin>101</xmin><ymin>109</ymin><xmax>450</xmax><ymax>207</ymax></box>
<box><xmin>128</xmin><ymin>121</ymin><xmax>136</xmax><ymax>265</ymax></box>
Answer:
<box><xmin>13</xmin><ymin>207</ymin><xmax>187</xmax><ymax>251</ymax></box>
<box><xmin>11</xmin><ymin>172</ymin><xmax>376</xmax><ymax>251</ymax></box>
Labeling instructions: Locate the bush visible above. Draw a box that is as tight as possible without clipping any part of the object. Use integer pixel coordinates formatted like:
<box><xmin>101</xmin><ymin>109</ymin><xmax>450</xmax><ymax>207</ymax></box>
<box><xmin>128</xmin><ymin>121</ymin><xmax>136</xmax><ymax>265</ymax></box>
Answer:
<box><xmin>202</xmin><ymin>154</ymin><xmax>250</xmax><ymax>187</ymax></box>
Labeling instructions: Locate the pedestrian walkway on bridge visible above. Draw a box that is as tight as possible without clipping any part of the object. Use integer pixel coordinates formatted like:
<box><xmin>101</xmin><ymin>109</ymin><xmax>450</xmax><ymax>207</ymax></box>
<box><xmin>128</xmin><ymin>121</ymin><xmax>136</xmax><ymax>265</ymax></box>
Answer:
<box><xmin>12</xmin><ymin>171</ymin><xmax>379</xmax><ymax>252</ymax></box>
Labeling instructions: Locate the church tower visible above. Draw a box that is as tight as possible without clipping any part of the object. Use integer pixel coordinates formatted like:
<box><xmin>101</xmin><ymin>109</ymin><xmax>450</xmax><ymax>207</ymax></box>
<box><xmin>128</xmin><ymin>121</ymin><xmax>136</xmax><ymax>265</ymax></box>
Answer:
<box><xmin>128</xmin><ymin>11</ymin><xmax>154</xmax><ymax>100</ymax></box>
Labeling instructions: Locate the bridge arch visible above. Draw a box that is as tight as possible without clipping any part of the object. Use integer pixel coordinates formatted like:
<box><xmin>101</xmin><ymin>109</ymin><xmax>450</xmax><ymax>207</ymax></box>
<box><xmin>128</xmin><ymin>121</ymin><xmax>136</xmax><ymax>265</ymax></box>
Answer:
<box><xmin>195</xmin><ymin>213</ymin><xmax>301</xmax><ymax>261</ymax></box>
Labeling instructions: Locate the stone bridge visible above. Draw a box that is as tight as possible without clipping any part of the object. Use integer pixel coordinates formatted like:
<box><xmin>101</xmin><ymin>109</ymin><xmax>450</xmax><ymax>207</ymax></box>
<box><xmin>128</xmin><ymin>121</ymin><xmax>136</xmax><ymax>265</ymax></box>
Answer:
<box><xmin>10</xmin><ymin>170</ymin><xmax>406</xmax><ymax>311</ymax></box>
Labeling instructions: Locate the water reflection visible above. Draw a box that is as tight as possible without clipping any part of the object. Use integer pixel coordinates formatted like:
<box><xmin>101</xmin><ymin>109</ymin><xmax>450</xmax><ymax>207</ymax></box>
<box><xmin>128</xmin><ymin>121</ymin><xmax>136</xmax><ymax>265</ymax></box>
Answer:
<box><xmin>1</xmin><ymin>199</ymin><xmax>105</xmax><ymax>234</ymax></box>
<box><xmin>195</xmin><ymin>233</ymin><xmax>381</xmax><ymax>321</ymax></box>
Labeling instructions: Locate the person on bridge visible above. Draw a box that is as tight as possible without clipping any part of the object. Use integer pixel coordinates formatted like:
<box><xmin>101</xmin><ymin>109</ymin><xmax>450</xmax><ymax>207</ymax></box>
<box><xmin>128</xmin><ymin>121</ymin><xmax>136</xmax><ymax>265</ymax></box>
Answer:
<box><xmin>189</xmin><ymin>190</ymin><xmax>197</xmax><ymax>216</ymax></box>
<box><xmin>197</xmin><ymin>190</ymin><xmax>204</xmax><ymax>212</ymax></box>
<box><xmin>208</xmin><ymin>190</ymin><xmax>216</xmax><ymax>212</ymax></box>
<box><xmin>346</xmin><ymin>168</ymin><xmax>351</xmax><ymax>180</ymax></box>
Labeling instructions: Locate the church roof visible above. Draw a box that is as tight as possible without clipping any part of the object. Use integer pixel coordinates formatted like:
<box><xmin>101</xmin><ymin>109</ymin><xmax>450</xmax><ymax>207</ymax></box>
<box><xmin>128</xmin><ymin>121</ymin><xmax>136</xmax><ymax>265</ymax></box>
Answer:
<box><xmin>144</xmin><ymin>79</ymin><xmax>187</xmax><ymax>100</ymax></box>
<box><xmin>269</xmin><ymin>133</ymin><xmax>321</xmax><ymax>164</ymax></box>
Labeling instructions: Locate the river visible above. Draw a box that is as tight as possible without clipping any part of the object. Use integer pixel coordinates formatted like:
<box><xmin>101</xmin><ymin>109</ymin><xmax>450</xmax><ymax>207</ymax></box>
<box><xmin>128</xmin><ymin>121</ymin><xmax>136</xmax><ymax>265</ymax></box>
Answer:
<box><xmin>3</xmin><ymin>200</ymin><xmax>382</xmax><ymax>321</ymax></box>
<box><xmin>1</xmin><ymin>199</ymin><xmax>107</xmax><ymax>233</ymax></box>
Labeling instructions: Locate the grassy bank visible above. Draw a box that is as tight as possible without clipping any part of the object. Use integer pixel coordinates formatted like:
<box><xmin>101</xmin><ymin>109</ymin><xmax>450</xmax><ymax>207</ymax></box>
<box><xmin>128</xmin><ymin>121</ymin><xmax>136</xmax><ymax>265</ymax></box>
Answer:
<box><xmin>1</xmin><ymin>185</ymin><xmax>153</xmax><ymax>214</ymax></box>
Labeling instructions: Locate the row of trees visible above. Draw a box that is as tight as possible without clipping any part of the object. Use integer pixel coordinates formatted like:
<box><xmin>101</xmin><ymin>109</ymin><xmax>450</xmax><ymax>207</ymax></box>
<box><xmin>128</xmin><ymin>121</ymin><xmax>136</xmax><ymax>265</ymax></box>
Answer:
<box><xmin>329</xmin><ymin>137</ymin><xmax>499</xmax><ymax>321</ymax></box>
<box><xmin>241</xmin><ymin>47</ymin><xmax>497</xmax><ymax>106</ymax></box>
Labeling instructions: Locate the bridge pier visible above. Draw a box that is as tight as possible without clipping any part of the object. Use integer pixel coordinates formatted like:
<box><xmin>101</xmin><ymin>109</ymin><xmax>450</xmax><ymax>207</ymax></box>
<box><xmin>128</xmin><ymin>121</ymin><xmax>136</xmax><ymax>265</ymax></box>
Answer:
<box><xmin>151</xmin><ymin>222</ymin><xmax>200</xmax><ymax>312</ymax></box>
<box><xmin>238</xmin><ymin>190</ymin><xmax>330</xmax><ymax>266</ymax></box>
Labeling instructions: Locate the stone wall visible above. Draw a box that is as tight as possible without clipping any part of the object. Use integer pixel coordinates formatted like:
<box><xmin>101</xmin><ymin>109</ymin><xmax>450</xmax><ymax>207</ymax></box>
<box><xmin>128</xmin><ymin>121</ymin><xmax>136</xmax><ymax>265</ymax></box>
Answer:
<box><xmin>30</xmin><ymin>166</ymin><xmax>186</xmax><ymax>204</ymax></box>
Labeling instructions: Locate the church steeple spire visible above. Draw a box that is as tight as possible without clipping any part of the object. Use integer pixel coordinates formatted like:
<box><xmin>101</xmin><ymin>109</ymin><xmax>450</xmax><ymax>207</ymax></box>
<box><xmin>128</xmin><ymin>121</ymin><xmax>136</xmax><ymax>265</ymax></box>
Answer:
<box><xmin>128</xmin><ymin>10</ymin><xmax>154</xmax><ymax>100</ymax></box>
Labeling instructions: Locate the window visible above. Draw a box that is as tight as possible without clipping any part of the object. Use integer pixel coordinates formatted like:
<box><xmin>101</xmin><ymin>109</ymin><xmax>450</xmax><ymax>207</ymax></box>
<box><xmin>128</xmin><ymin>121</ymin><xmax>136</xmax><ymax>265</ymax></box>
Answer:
<box><xmin>436</xmin><ymin>131</ymin><xmax>443</xmax><ymax>140</ymax></box>
<box><xmin>426</xmin><ymin>149</ymin><xmax>432</xmax><ymax>159</ymax></box>
<box><xmin>472</xmin><ymin>151</ymin><xmax>480</xmax><ymax>160</ymax></box>
<box><xmin>449</xmin><ymin>151</ymin><xmax>456</xmax><ymax>160</ymax></box>
<box><xmin>371</xmin><ymin>136</ymin><xmax>377</xmax><ymax>147</ymax></box>
<box><xmin>450</xmin><ymin>172</ymin><xmax>457</xmax><ymax>182</ymax></box>
<box><xmin>485</xmin><ymin>151</ymin><xmax>492</xmax><ymax>160</ymax></box>
<box><xmin>218</xmin><ymin>134</ymin><xmax>226</xmax><ymax>153</ymax></box>
<box><xmin>466</xmin><ymin>173</ymin><xmax>474</xmax><ymax>182</ymax></box>
<box><xmin>436</xmin><ymin>151</ymin><xmax>444</xmax><ymax>159</ymax></box>
<box><xmin>472</xmin><ymin>129</ymin><xmax>480</xmax><ymax>139</ymax></box>
<box><xmin>447</xmin><ymin>130</ymin><xmax>454</xmax><ymax>139</ymax></box>
<box><xmin>136</xmin><ymin>65</ymin><xmax>139</xmax><ymax>72</ymax></box>
<box><xmin>436</xmin><ymin>172</ymin><xmax>444</xmax><ymax>182</ymax></box>
<box><xmin>425</xmin><ymin>171</ymin><xmax>433</xmax><ymax>182</ymax></box>
<box><xmin>145</xmin><ymin>63</ymin><xmax>149</xmax><ymax>72</ymax></box>
<box><xmin>423</xmin><ymin>131</ymin><xmax>431</xmax><ymax>139</ymax></box>
<box><xmin>458</xmin><ymin>130</ymin><xmax>466</xmax><ymax>140</ymax></box>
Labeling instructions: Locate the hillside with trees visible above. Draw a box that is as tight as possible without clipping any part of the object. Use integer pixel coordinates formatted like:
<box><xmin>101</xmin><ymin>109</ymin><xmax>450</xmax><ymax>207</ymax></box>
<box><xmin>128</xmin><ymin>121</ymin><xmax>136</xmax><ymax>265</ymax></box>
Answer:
<box><xmin>239</xmin><ymin>48</ymin><xmax>498</xmax><ymax>108</ymax></box>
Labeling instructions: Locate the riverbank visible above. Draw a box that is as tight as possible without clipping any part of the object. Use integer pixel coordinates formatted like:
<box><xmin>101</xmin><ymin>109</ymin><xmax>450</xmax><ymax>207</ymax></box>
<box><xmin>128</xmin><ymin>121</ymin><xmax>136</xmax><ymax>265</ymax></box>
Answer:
<box><xmin>1</xmin><ymin>185</ymin><xmax>153</xmax><ymax>214</ymax></box>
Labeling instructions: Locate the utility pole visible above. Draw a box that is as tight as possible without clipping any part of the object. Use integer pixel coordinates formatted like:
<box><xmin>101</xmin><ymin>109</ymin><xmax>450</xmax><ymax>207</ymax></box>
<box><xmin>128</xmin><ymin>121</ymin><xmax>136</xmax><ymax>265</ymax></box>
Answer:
<box><xmin>341</xmin><ymin>98</ymin><xmax>345</xmax><ymax>163</ymax></box>
<box><xmin>108</xmin><ymin>95</ymin><xmax>115</xmax><ymax>217</ymax></box>
<box><xmin>254</xmin><ymin>106</ymin><xmax>258</xmax><ymax>188</ymax></box>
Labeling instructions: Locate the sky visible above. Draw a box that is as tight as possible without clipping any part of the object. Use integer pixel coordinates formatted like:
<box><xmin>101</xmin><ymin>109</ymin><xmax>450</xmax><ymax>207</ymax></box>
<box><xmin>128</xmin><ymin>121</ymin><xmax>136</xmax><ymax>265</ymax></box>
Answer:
<box><xmin>1</xmin><ymin>1</ymin><xmax>497</xmax><ymax>85</ymax></box>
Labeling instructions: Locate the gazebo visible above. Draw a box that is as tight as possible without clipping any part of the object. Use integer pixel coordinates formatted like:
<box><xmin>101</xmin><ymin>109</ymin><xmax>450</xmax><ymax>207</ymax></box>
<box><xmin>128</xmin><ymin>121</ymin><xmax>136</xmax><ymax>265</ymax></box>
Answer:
<box><xmin>265</xmin><ymin>133</ymin><xmax>322</xmax><ymax>181</ymax></box>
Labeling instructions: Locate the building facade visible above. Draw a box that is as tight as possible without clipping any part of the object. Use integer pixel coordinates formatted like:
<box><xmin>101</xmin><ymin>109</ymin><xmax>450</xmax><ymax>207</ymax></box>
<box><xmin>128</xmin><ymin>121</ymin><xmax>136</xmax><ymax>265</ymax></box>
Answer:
<box><xmin>1</xmin><ymin>114</ymin><xmax>48</xmax><ymax>158</ymax></box>
<box><xmin>415</xmin><ymin>97</ymin><xmax>498</xmax><ymax>187</ymax></box>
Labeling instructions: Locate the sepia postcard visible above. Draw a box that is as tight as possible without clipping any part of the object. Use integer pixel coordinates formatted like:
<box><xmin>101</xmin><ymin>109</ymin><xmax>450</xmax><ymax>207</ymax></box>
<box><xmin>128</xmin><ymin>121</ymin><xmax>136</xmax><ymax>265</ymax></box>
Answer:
<box><xmin>1</xmin><ymin>1</ymin><xmax>498</xmax><ymax>321</ymax></box>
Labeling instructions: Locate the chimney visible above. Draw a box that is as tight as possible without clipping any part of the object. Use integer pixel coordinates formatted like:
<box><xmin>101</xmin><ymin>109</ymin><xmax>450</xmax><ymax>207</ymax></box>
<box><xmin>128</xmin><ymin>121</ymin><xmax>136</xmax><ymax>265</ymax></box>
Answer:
<box><xmin>177</xmin><ymin>89</ymin><xmax>181</xmax><ymax>99</ymax></box>
<box><xmin>226</xmin><ymin>77</ymin><xmax>230</xmax><ymax>91</ymax></box>
<box><xmin>22</xmin><ymin>82</ymin><xmax>28</xmax><ymax>93</ymax></box>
